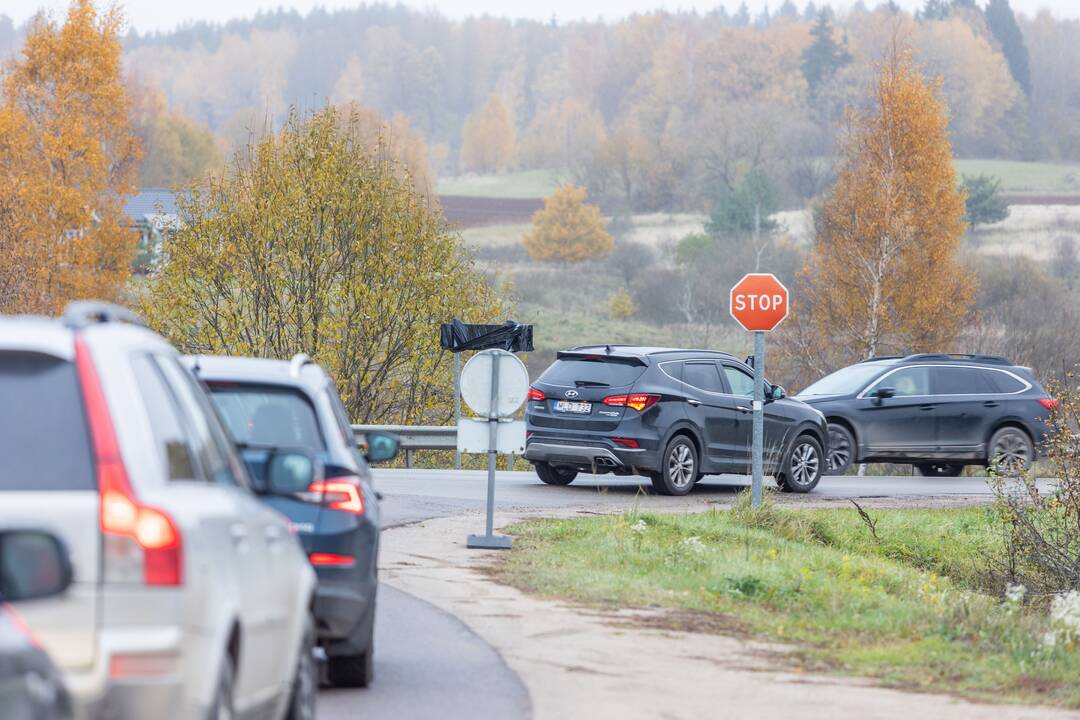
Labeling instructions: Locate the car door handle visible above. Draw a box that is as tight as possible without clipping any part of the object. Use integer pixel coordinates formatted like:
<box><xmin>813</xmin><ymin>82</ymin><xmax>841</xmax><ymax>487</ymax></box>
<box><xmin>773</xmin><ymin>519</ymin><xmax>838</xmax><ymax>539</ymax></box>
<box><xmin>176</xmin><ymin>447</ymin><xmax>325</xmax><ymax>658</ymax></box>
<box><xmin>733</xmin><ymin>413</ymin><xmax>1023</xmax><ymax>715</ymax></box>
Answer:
<box><xmin>919</xmin><ymin>405</ymin><xmax>935</xmax><ymax>411</ymax></box>
<box><xmin>686</xmin><ymin>398</ymin><xmax>702</xmax><ymax>406</ymax></box>
<box><xmin>736</xmin><ymin>405</ymin><xmax>751</xmax><ymax>413</ymax></box>
<box><xmin>983</xmin><ymin>401</ymin><xmax>999</xmax><ymax>408</ymax></box>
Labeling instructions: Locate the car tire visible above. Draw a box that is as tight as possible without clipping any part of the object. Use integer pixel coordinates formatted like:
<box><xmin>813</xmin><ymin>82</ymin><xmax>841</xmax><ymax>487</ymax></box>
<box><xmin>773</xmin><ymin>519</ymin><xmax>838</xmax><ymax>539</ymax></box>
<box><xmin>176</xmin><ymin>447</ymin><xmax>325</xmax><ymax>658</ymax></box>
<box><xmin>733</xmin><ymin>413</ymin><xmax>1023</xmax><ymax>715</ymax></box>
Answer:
<box><xmin>915</xmin><ymin>462</ymin><xmax>965</xmax><ymax>477</ymax></box>
<box><xmin>825</xmin><ymin>424</ymin><xmax>855</xmax><ymax>475</ymax></box>
<box><xmin>650</xmin><ymin>436</ymin><xmax>698</xmax><ymax>496</ymax></box>
<box><xmin>327</xmin><ymin>621</ymin><xmax>374</xmax><ymax>688</ymax></box>
<box><xmin>209</xmin><ymin>652</ymin><xmax>236</xmax><ymax>720</ymax></box>
<box><xmin>776</xmin><ymin>435</ymin><xmax>823</xmax><ymax>493</ymax></box>
<box><xmin>988</xmin><ymin>427</ymin><xmax>1034</xmax><ymax>474</ymax></box>
<box><xmin>284</xmin><ymin>615</ymin><xmax>318</xmax><ymax>720</ymax></box>
<box><xmin>535</xmin><ymin>462</ymin><xmax>578</xmax><ymax>486</ymax></box>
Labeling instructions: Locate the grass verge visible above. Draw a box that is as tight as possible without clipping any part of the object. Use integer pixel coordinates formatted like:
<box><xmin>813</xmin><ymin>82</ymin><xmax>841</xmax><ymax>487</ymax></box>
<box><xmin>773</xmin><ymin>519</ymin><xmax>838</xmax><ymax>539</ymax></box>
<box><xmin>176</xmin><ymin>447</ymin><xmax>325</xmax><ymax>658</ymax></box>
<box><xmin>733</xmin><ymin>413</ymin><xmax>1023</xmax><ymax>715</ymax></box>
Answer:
<box><xmin>496</xmin><ymin>496</ymin><xmax>1080</xmax><ymax>707</ymax></box>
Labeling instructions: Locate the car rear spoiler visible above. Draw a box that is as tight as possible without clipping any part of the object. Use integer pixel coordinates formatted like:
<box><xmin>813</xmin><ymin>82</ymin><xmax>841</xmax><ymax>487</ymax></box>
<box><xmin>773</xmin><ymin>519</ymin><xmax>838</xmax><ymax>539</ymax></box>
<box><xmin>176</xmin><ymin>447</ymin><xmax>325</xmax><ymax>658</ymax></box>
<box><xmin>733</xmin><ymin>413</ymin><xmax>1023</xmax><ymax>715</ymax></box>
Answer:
<box><xmin>556</xmin><ymin>350</ymin><xmax>647</xmax><ymax>366</ymax></box>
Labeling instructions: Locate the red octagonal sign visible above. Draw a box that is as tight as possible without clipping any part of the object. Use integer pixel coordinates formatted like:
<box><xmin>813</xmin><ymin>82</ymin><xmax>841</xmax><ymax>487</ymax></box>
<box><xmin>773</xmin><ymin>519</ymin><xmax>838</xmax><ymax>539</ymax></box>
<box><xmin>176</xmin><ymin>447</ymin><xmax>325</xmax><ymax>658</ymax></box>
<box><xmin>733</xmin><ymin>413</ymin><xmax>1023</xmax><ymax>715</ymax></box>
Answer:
<box><xmin>730</xmin><ymin>273</ymin><xmax>789</xmax><ymax>332</ymax></box>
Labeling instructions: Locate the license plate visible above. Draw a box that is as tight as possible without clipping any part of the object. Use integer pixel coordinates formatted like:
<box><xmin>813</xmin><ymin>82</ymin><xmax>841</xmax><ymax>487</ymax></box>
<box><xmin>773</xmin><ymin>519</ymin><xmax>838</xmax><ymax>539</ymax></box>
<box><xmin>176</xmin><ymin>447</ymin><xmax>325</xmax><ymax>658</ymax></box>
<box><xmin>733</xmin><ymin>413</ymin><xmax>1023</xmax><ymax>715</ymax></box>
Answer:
<box><xmin>554</xmin><ymin>400</ymin><xmax>592</xmax><ymax>414</ymax></box>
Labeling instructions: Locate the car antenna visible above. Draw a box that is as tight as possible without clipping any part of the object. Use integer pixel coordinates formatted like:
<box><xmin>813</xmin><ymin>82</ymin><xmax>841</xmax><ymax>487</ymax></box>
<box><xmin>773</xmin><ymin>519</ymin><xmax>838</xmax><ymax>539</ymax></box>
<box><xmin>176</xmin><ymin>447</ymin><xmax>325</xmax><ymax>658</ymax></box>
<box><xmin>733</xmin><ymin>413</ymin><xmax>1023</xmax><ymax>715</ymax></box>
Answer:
<box><xmin>191</xmin><ymin>356</ymin><xmax>201</xmax><ymax>375</ymax></box>
<box><xmin>605</xmin><ymin>344</ymin><xmax>613</xmax><ymax>354</ymax></box>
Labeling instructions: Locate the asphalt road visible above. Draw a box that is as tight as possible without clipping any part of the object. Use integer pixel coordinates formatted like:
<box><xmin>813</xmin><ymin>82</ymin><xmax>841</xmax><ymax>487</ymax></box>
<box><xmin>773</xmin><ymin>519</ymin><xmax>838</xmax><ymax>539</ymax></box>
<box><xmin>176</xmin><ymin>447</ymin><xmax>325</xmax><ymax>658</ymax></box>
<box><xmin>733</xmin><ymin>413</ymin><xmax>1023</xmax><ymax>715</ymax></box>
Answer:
<box><xmin>320</xmin><ymin>466</ymin><xmax>1017</xmax><ymax>719</ymax></box>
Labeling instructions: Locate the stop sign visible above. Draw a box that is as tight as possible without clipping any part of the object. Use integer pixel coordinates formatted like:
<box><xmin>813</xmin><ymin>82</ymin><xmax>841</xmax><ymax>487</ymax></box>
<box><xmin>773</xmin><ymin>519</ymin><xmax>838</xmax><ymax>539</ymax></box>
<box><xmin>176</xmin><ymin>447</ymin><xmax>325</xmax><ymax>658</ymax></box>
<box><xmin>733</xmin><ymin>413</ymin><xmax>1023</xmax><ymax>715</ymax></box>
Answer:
<box><xmin>730</xmin><ymin>273</ymin><xmax>789</xmax><ymax>332</ymax></box>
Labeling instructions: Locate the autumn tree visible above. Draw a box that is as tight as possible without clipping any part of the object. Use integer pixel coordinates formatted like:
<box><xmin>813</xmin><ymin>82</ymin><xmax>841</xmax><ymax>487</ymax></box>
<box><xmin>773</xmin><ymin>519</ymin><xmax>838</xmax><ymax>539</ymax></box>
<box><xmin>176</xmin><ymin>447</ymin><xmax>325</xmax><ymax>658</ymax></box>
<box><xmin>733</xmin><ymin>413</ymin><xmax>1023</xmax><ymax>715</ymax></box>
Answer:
<box><xmin>142</xmin><ymin>106</ymin><xmax>506</xmax><ymax>424</ymax></box>
<box><xmin>129</xmin><ymin>75</ymin><xmax>222</xmax><ymax>188</ymax></box>
<box><xmin>460</xmin><ymin>95</ymin><xmax>515</xmax><ymax>173</ymax></box>
<box><xmin>0</xmin><ymin>0</ymin><xmax>140</xmax><ymax>314</ymax></box>
<box><xmin>522</xmin><ymin>185</ymin><xmax>613</xmax><ymax>262</ymax></box>
<box><xmin>784</xmin><ymin>47</ymin><xmax>972</xmax><ymax>381</ymax></box>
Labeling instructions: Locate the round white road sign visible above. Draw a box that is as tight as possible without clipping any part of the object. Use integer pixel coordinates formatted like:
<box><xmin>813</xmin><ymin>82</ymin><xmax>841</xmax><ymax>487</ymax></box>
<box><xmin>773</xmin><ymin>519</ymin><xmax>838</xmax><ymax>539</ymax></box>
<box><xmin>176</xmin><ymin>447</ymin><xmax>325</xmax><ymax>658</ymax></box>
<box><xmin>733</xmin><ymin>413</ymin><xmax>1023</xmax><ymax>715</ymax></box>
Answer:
<box><xmin>460</xmin><ymin>349</ymin><xmax>530</xmax><ymax>418</ymax></box>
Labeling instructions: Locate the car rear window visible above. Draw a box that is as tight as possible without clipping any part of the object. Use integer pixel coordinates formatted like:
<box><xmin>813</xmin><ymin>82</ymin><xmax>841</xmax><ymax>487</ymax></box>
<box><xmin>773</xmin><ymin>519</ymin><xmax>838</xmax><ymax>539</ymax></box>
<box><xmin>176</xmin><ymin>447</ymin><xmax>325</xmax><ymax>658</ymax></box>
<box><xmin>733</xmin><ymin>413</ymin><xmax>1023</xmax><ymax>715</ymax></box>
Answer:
<box><xmin>207</xmin><ymin>383</ymin><xmax>325</xmax><ymax>451</ymax></box>
<box><xmin>538</xmin><ymin>358</ymin><xmax>647</xmax><ymax>388</ymax></box>
<box><xmin>985</xmin><ymin>370</ymin><xmax>1027</xmax><ymax>394</ymax></box>
<box><xmin>0</xmin><ymin>351</ymin><xmax>95</xmax><ymax>491</ymax></box>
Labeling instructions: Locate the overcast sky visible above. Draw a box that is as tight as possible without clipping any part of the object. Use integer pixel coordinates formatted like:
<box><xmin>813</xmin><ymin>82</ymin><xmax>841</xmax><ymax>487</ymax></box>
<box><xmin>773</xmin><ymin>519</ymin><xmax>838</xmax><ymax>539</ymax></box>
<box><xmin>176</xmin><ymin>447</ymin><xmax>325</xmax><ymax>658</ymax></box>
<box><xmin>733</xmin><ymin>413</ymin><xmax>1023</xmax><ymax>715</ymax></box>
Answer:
<box><xmin>4</xmin><ymin>0</ymin><xmax>1077</xmax><ymax>33</ymax></box>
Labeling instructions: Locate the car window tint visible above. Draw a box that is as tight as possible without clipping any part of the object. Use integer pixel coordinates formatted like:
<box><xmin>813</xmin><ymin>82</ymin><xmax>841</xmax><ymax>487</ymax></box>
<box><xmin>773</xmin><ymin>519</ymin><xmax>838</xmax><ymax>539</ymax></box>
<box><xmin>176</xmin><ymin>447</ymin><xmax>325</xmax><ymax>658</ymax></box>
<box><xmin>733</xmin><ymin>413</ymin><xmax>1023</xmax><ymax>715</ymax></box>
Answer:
<box><xmin>722</xmin><ymin>365</ymin><xmax>755</xmax><ymax>397</ymax></box>
<box><xmin>155</xmin><ymin>358</ymin><xmax>244</xmax><ymax>488</ymax></box>
<box><xmin>984</xmin><ymin>370</ymin><xmax>1026</xmax><ymax>394</ymax></box>
<box><xmin>539</xmin><ymin>358</ymin><xmax>647</xmax><ymax>387</ymax></box>
<box><xmin>131</xmin><ymin>355</ymin><xmax>199</xmax><ymax>482</ymax></box>
<box><xmin>869</xmin><ymin>366</ymin><xmax>930</xmax><ymax>396</ymax></box>
<box><xmin>0</xmin><ymin>351</ymin><xmax>94</xmax><ymax>491</ymax></box>
<box><xmin>683</xmin><ymin>362</ymin><xmax>724</xmax><ymax>393</ymax></box>
<box><xmin>208</xmin><ymin>384</ymin><xmax>325</xmax><ymax>451</ymax></box>
<box><xmin>931</xmin><ymin>366</ymin><xmax>991</xmax><ymax>395</ymax></box>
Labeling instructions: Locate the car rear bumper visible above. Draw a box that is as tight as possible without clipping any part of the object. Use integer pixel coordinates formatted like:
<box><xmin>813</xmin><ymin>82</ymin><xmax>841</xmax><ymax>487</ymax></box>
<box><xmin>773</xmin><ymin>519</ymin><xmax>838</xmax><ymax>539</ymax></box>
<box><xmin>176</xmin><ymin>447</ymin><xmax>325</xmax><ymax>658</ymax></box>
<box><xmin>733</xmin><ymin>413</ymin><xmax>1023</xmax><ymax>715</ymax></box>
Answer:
<box><xmin>524</xmin><ymin>440</ymin><xmax>658</xmax><ymax>472</ymax></box>
<box><xmin>313</xmin><ymin>577</ymin><xmax>376</xmax><ymax>644</ymax></box>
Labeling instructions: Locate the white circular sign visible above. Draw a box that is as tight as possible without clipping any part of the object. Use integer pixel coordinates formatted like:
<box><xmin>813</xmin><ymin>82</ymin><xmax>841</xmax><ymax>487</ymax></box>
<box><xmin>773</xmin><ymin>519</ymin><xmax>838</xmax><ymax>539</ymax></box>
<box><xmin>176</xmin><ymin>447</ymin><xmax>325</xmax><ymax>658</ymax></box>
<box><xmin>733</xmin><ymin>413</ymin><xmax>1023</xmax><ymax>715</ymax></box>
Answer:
<box><xmin>460</xmin><ymin>349</ymin><xmax>530</xmax><ymax>418</ymax></box>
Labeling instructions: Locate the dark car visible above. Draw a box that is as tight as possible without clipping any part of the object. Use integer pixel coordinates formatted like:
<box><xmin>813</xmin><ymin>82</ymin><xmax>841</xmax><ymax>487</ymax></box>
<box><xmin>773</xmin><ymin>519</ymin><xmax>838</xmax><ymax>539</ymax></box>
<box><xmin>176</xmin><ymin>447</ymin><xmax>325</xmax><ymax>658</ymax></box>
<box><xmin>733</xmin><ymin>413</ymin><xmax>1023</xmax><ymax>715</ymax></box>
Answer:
<box><xmin>185</xmin><ymin>353</ymin><xmax>398</xmax><ymax>688</ymax></box>
<box><xmin>795</xmin><ymin>353</ymin><xmax>1055</xmax><ymax>477</ymax></box>
<box><xmin>524</xmin><ymin>346</ymin><xmax>829</xmax><ymax>495</ymax></box>
<box><xmin>0</xmin><ymin>529</ymin><xmax>74</xmax><ymax>720</ymax></box>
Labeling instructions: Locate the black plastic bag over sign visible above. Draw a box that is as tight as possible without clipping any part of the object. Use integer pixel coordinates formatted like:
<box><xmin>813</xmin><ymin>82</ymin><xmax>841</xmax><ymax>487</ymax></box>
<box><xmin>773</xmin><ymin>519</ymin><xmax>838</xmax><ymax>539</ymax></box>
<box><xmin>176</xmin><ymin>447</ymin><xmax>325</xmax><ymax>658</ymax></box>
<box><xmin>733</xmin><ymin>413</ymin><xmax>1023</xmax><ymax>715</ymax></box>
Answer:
<box><xmin>439</xmin><ymin>320</ymin><xmax>534</xmax><ymax>353</ymax></box>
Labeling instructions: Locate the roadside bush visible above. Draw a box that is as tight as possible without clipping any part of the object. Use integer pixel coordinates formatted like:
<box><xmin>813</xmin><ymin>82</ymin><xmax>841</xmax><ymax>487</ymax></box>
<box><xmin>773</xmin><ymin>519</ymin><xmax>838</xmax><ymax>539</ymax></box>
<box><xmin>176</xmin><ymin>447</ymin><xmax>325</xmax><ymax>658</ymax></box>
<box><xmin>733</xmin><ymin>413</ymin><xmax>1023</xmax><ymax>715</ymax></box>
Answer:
<box><xmin>608</xmin><ymin>287</ymin><xmax>637</xmax><ymax>320</ymax></box>
<box><xmin>988</xmin><ymin>367</ymin><xmax>1080</xmax><ymax>598</ymax></box>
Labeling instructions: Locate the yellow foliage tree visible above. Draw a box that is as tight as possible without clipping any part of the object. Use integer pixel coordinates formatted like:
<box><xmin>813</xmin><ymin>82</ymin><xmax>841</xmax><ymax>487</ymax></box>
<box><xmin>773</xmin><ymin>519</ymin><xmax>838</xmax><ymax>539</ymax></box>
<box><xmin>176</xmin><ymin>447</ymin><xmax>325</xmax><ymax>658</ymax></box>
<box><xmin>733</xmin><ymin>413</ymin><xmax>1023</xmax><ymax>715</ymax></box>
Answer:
<box><xmin>461</xmin><ymin>95</ymin><xmax>515</xmax><ymax>173</ymax></box>
<box><xmin>608</xmin><ymin>287</ymin><xmax>638</xmax><ymax>320</ymax></box>
<box><xmin>129</xmin><ymin>76</ymin><xmax>223</xmax><ymax>188</ymax></box>
<box><xmin>522</xmin><ymin>185</ymin><xmax>614</xmax><ymax>262</ymax></box>
<box><xmin>784</xmin><ymin>47</ymin><xmax>972</xmax><ymax>381</ymax></box>
<box><xmin>0</xmin><ymin>0</ymin><xmax>140</xmax><ymax>314</ymax></box>
<box><xmin>142</xmin><ymin>106</ymin><xmax>507</xmax><ymax>424</ymax></box>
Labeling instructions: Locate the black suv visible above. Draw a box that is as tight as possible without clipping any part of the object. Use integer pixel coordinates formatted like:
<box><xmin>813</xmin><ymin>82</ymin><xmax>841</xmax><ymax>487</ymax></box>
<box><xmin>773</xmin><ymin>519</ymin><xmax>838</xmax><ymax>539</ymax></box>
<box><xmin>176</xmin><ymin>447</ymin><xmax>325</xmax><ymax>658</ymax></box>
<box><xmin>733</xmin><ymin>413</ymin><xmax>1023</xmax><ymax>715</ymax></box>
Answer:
<box><xmin>524</xmin><ymin>346</ymin><xmax>829</xmax><ymax>495</ymax></box>
<box><xmin>796</xmin><ymin>354</ymin><xmax>1055</xmax><ymax>476</ymax></box>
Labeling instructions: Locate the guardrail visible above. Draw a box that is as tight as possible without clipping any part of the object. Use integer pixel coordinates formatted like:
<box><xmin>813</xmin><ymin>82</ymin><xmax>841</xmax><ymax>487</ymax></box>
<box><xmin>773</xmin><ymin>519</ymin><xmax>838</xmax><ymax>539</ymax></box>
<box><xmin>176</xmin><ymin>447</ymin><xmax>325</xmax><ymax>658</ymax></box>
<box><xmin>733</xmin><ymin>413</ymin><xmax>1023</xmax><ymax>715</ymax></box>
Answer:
<box><xmin>352</xmin><ymin>424</ymin><xmax>456</xmax><ymax>468</ymax></box>
<box><xmin>351</xmin><ymin>424</ymin><xmax>519</xmax><ymax>470</ymax></box>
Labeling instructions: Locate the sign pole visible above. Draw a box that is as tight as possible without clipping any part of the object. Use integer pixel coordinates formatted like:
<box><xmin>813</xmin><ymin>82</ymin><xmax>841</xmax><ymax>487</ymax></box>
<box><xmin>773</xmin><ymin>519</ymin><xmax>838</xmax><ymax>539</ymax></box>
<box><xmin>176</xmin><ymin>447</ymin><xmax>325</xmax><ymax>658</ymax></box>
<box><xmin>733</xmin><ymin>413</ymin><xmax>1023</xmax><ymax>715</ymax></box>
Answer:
<box><xmin>484</xmin><ymin>353</ymin><xmax>500</xmax><ymax>538</ymax></box>
<box><xmin>453</xmin><ymin>352</ymin><xmax>462</xmax><ymax>469</ymax></box>
<box><xmin>751</xmin><ymin>330</ymin><xmax>765</xmax><ymax>508</ymax></box>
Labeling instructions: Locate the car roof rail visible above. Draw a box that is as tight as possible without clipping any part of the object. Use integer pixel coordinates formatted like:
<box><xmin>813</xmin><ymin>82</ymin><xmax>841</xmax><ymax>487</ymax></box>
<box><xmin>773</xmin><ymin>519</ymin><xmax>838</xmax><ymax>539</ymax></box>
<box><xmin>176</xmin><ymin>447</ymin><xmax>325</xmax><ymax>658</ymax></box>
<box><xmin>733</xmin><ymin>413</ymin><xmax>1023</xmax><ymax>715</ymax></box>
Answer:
<box><xmin>904</xmin><ymin>353</ymin><xmax>1012</xmax><ymax>365</ymax></box>
<box><xmin>860</xmin><ymin>355</ymin><xmax>904</xmax><ymax>362</ymax></box>
<box><xmin>289</xmin><ymin>353</ymin><xmax>315</xmax><ymax>378</ymax></box>
<box><xmin>62</xmin><ymin>301</ymin><xmax>146</xmax><ymax>329</ymax></box>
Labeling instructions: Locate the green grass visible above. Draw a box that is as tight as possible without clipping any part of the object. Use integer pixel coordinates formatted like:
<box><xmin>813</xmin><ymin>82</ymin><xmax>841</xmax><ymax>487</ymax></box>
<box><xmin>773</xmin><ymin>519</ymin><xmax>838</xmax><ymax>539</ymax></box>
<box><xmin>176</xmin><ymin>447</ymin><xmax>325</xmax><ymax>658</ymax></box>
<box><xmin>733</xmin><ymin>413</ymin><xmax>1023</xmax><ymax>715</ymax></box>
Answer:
<box><xmin>954</xmin><ymin>159</ymin><xmax>1080</xmax><ymax>193</ymax></box>
<box><xmin>438</xmin><ymin>170</ymin><xmax>561</xmax><ymax>198</ymax></box>
<box><xmin>498</xmin><ymin>500</ymin><xmax>1080</xmax><ymax>708</ymax></box>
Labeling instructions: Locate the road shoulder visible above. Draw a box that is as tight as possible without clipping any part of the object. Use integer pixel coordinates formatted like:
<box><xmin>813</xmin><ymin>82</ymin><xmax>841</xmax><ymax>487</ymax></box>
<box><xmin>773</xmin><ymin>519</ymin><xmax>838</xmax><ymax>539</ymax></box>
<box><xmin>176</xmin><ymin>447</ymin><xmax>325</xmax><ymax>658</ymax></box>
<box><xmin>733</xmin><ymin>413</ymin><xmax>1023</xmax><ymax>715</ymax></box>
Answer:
<box><xmin>380</xmin><ymin>510</ymin><xmax>1080</xmax><ymax>720</ymax></box>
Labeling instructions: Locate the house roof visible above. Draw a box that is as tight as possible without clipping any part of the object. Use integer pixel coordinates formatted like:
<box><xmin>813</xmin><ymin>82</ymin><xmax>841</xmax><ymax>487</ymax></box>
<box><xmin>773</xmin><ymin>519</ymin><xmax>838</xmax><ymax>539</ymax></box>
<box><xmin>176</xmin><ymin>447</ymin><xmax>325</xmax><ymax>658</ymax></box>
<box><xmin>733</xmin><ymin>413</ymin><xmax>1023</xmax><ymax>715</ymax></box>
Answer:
<box><xmin>123</xmin><ymin>188</ymin><xmax>179</xmax><ymax>220</ymax></box>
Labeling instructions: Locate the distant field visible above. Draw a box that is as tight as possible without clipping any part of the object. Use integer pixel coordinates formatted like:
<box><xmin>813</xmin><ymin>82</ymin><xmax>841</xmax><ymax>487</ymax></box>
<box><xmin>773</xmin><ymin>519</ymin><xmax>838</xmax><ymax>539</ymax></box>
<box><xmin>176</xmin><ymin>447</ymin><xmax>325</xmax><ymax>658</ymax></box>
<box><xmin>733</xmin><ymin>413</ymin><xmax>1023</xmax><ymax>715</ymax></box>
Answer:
<box><xmin>953</xmin><ymin>158</ymin><xmax>1080</xmax><ymax>192</ymax></box>
<box><xmin>437</xmin><ymin>170</ymin><xmax>560</xmax><ymax>198</ymax></box>
<box><xmin>460</xmin><ymin>213</ymin><xmax>706</xmax><ymax>253</ymax></box>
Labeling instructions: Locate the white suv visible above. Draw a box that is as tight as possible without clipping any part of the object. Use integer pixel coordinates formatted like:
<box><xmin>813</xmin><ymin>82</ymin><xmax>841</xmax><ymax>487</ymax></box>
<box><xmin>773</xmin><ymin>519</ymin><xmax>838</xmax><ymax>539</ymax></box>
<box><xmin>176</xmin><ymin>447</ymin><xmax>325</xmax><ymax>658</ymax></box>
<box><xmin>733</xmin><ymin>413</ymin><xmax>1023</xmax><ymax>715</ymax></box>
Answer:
<box><xmin>0</xmin><ymin>302</ymin><xmax>318</xmax><ymax>720</ymax></box>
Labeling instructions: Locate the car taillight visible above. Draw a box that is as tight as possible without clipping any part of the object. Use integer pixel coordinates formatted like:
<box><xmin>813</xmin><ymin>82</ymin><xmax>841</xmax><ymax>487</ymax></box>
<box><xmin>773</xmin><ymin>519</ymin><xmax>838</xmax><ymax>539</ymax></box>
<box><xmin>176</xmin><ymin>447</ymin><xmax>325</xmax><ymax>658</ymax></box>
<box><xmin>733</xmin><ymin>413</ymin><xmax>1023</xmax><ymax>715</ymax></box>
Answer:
<box><xmin>309</xmin><ymin>553</ymin><xmax>355</xmax><ymax>567</ymax></box>
<box><xmin>1039</xmin><ymin>398</ymin><xmax>1059</xmax><ymax>411</ymax></box>
<box><xmin>527</xmin><ymin>387</ymin><xmax>545</xmax><ymax>401</ymax></box>
<box><xmin>309</xmin><ymin>477</ymin><xmax>364</xmax><ymax>515</ymax></box>
<box><xmin>76</xmin><ymin>337</ymin><xmax>182</xmax><ymax>586</ymax></box>
<box><xmin>612</xmin><ymin>437</ymin><xmax>640</xmax><ymax>449</ymax></box>
<box><xmin>602</xmin><ymin>393</ymin><xmax>661</xmax><ymax>412</ymax></box>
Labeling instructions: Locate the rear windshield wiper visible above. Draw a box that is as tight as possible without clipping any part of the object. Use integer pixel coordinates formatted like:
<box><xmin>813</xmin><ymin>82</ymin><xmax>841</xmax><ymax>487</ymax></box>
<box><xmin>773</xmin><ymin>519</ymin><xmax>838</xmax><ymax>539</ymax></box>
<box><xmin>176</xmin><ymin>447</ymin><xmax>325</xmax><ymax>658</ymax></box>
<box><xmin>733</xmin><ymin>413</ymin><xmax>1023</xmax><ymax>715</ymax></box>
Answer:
<box><xmin>574</xmin><ymin>380</ymin><xmax>610</xmax><ymax>388</ymax></box>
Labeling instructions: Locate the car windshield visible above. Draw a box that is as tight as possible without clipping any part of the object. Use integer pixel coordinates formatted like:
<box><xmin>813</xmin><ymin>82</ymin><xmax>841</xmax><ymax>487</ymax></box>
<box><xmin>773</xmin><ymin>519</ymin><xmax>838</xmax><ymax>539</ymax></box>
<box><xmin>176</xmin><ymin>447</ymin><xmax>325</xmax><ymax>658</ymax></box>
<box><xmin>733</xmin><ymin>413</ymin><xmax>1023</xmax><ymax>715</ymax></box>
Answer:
<box><xmin>207</xmin><ymin>383</ymin><xmax>324</xmax><ymax>450</ymax></box>
<box><xmin>798</xmin><ymin>363</ymin><xmax>890</xmax><ymax>397</ymax></box>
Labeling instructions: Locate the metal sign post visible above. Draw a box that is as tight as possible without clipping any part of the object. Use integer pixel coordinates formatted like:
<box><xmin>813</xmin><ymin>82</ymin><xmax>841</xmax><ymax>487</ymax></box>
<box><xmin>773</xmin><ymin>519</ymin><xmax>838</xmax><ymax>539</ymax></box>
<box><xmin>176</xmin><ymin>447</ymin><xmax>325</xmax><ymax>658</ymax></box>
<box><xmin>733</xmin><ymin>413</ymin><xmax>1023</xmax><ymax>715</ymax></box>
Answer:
<box><xmin>729</xmin><ymin>273</ymin><xmax>790</xmax><ymax>508</ymax></box>
<box><xmin>457</xmin><ymin>349</ymin><xmax>528</xmax><ymax>550</ymax></box>
<box><xmin>751</xmin><ymin>330</ymin><xmax>765</xmax><ymax>507</ymax></box>
<box><xmin>453</xmin><ymin>352</ymin><xmax>462</xmax><ymax>469</ymax></box>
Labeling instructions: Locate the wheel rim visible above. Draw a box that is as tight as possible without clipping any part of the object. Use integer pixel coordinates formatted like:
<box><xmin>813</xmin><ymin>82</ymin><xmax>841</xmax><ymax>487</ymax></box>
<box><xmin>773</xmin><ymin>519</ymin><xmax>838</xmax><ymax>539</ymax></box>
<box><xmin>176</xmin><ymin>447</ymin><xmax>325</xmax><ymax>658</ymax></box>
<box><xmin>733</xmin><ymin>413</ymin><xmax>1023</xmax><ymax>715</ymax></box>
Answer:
<box><xmin>668</xmin><ymin>443</ymin><xmax>695</xmax><ymax>488</ymax></box>
<box><xmin>827</xmin><ymin>427</ymin><xmax>851</xmax><ymax>472</ymax></box>
<box><xmin>790</xmin><ymin>442</ymin><xmax>820</xmax><ymax>487</ymax></box>
<box><xmin>992</xmin><ymin>432</ymin><xmax>1030</xmax><ymax>473</ymax></box>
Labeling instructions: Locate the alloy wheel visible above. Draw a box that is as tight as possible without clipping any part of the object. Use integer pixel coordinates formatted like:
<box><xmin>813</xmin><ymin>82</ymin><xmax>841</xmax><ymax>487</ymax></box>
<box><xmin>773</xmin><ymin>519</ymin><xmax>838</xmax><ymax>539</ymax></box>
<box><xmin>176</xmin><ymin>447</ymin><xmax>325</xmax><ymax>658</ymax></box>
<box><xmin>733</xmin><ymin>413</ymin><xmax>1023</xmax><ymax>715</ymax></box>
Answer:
<box><xmin>991</xmin><ymin>431</ymin><xmax>1031</xmax><ymax>474</ymax></box>
<box><xmin>668</xmin><ymin>443</ymin><xmax>695</xmax><ymax>488</ymax></box>
<box><xmin>789</xmin><ymin>441</ymin><xmax>820</xmax><ymax>487</ymax></box>
<box><xmin>826</xmin><ymin>426</ymin><xmax>852</xmax><ymax>473</ymax></box>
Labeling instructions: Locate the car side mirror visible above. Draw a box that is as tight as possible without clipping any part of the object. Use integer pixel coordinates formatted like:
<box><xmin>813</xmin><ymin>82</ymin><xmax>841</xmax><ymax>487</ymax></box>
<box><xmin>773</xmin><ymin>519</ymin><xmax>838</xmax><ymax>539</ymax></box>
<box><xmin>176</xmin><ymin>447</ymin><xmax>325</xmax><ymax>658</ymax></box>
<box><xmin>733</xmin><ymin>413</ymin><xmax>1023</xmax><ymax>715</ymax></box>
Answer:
<box><xmin>265</xmin><ymin>449</ymin><xmax>323</xmax><ymax>497</ymax></box>
<box><xmin>0</xmin><ymin>529</ymin><xmax>73</xmax><ymax>602</ymax></box>
<box><xmin>362</xmin><ymin>430</ymin><xmax>400</xmax><ymax>464</ymax></box>
<box><xmin>871</xmin><ymin>387</ymin><xmax>896</xmax><ymax>404</ymax></box>
<box><xmin>769</xmin><ymin>385</ymin><xmax>787</xmax><ymax>401</ymax></box>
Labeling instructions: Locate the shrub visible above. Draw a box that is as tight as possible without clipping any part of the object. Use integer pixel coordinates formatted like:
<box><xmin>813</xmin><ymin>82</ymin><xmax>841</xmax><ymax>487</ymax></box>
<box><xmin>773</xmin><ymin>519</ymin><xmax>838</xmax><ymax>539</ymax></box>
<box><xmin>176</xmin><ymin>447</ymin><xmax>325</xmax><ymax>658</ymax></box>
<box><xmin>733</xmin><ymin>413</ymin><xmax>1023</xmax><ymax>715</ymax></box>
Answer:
<box><xmin>608</xmin><ymin>287</ymin><xmax>638</xmax><ymax>320</ymax></box>
<box><xmin>988</xmin><ymin>367</ymin><xmax>1080</xmax><ymax>598</ymax></box>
